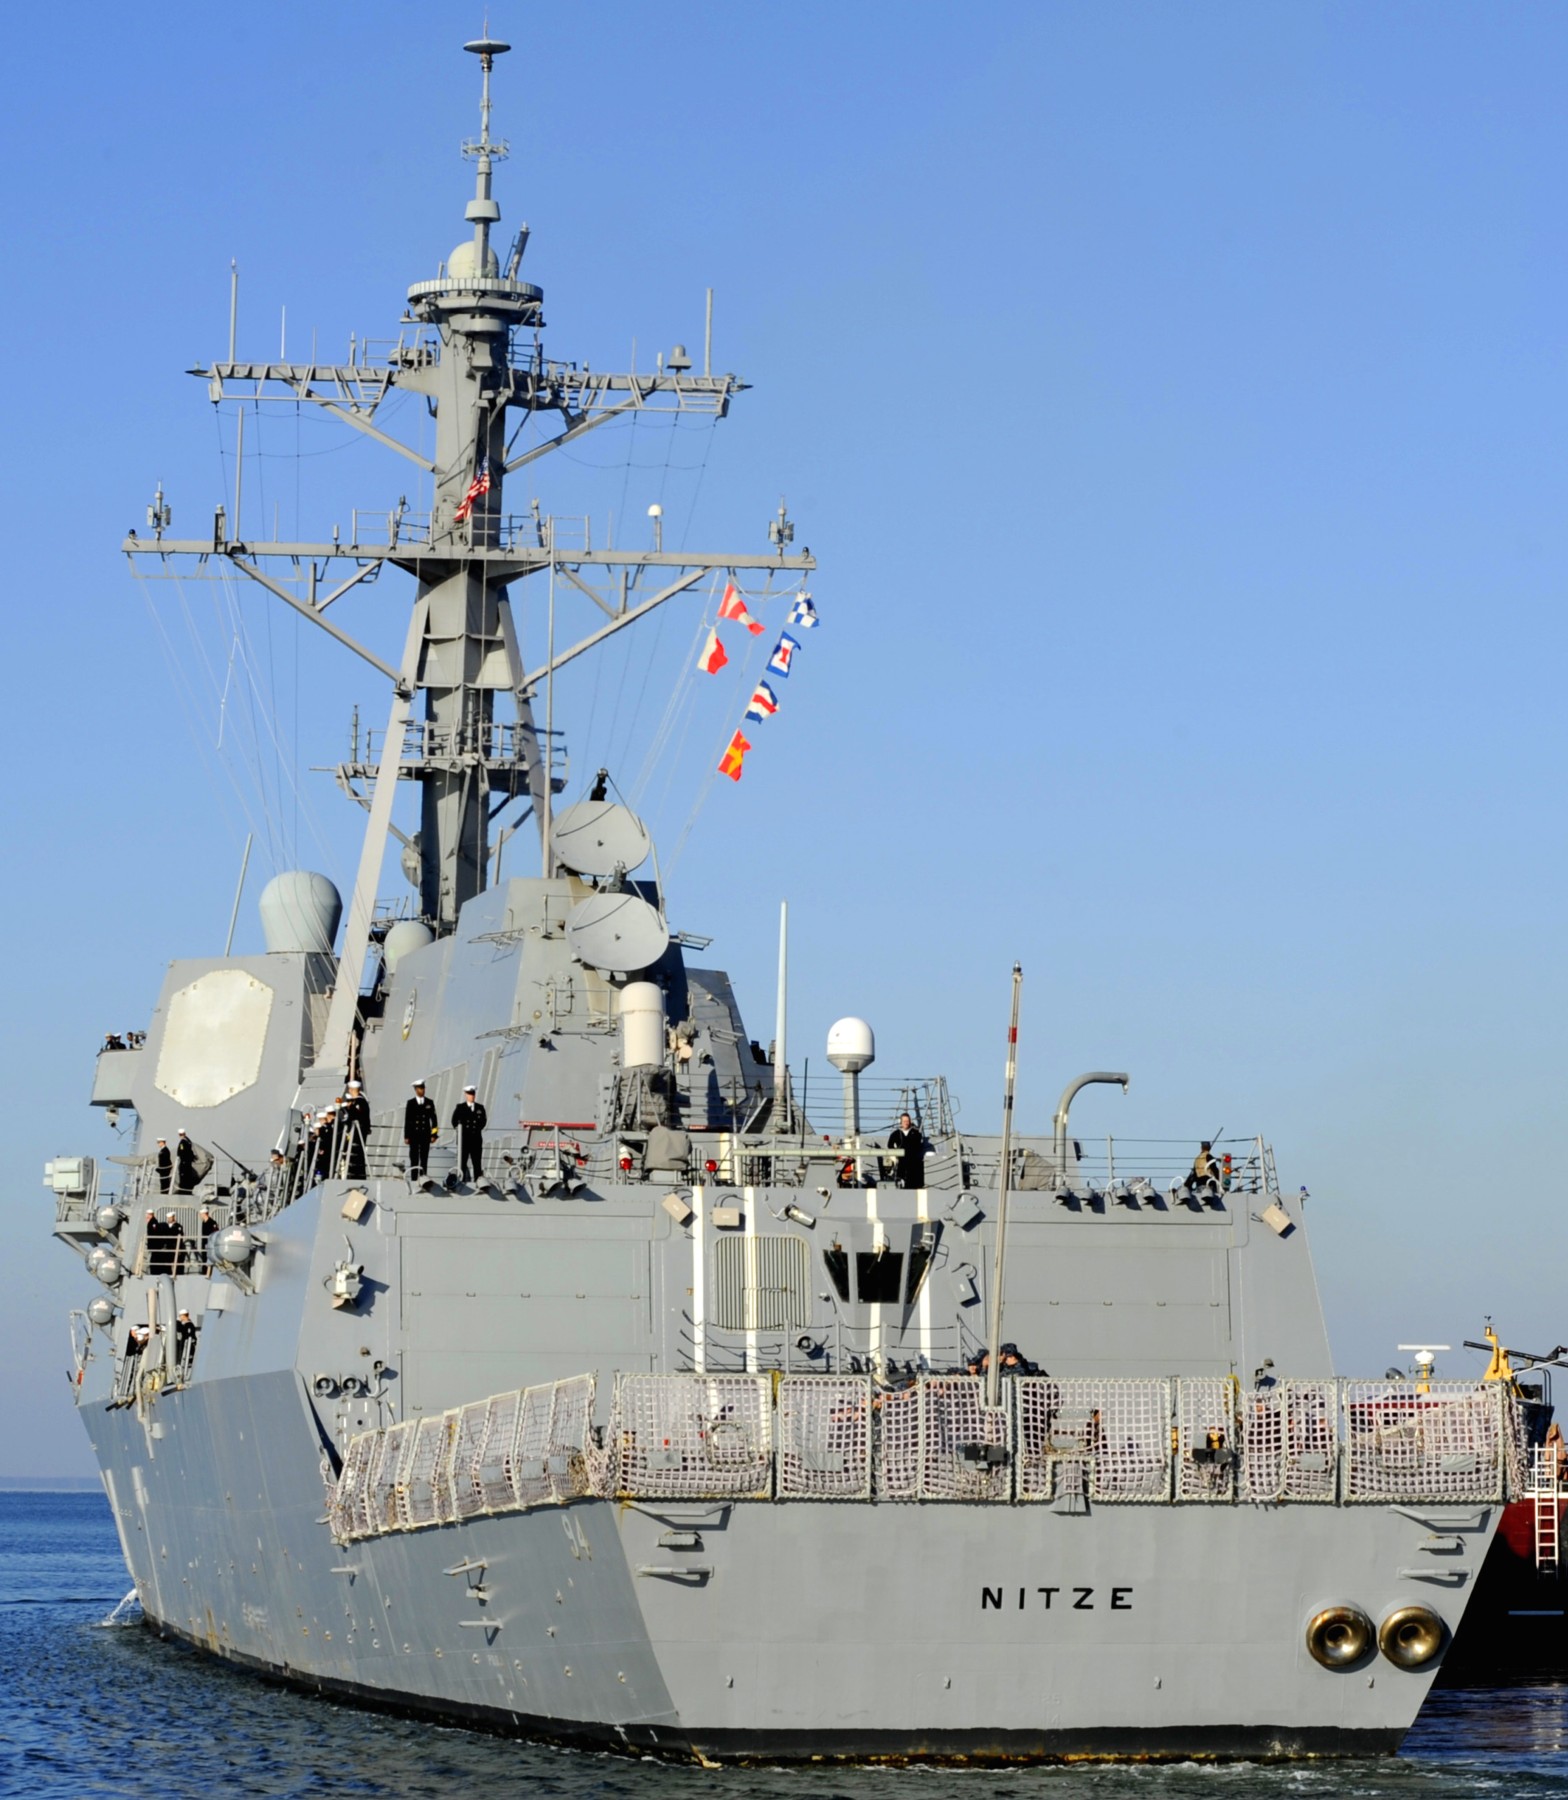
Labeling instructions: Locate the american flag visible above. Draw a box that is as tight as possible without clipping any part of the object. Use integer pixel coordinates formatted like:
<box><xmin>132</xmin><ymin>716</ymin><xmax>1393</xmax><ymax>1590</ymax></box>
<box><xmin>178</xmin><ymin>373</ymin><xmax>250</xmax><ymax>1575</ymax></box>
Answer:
<box><xmin>453</xmin><ymin>455</ymin><xmax>492</xmax><ymax>523</ymax></box>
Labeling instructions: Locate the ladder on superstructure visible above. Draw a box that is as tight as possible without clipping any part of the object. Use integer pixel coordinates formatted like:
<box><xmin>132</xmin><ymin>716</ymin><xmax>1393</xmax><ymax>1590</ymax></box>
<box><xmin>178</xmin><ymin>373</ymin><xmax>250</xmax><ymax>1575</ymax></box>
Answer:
<box><xmin>1533</xmin><ymin>1444</ymin><xmax>1560</xmax><ymax>1576</ymax></box>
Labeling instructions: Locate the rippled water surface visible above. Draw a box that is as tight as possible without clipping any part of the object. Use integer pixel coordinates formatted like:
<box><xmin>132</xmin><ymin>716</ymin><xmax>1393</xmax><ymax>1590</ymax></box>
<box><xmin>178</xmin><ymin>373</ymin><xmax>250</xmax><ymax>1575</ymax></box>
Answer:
<box><xmin>3</xmin><ymin>1492</ymin><xmax>1566</xmax><ymax>1800</ymax></box>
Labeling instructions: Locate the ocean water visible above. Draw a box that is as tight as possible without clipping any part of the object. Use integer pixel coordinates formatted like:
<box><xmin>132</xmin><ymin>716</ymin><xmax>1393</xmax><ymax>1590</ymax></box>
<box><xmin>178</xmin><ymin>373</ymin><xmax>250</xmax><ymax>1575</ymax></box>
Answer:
<box><xmin>2</xmin><ymin>1492</ymin><xmax>1566</xmax><ymax>1800</ymax></box>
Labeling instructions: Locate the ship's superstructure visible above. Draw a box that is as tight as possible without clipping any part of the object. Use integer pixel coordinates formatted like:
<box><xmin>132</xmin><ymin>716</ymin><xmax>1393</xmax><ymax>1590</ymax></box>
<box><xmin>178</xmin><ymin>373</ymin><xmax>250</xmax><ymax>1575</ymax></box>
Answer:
<box><xmin>48</xmin><ymin>39</ymin><xmax>1525</xmax><ymax>1761</ymax></box>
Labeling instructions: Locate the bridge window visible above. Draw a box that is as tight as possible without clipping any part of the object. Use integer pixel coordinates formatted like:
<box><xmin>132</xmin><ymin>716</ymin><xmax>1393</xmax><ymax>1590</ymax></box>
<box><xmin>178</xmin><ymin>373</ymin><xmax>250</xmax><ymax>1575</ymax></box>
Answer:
<box><xmin>824</xmin><ymin>1245</ymin><xmax>850</xmax><ymax>1302</ymax></box>
<box><xmin>856</xmin><ymin>1251</ymin><xmax>904</xmax><ymax>1304</ymax></box>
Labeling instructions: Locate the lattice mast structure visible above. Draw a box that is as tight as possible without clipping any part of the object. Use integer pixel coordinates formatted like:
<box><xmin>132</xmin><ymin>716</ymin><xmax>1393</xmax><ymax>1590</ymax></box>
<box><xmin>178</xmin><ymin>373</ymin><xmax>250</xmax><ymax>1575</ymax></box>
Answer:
<box><xmin>125</xmin><ymin>36</ymin><xmax>814</xmax><ymax>1080</ymax></box>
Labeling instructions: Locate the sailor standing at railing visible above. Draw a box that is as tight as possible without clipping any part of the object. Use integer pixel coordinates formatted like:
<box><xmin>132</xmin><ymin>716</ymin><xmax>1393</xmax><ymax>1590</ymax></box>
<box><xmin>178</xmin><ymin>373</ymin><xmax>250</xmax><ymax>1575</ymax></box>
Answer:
<box><xmin>154</xmin><ymin>1138</ymin><xmax>172</xmax><ymax>1194</ymax></box>
<box><xmin>886</xmin><ymin>1113</ymin><xmax>929</xmax><ymax>1189</ymax></box>
<box><xmin>123</xmin><ymin>1322</ymin><xmax>150</xmax><ymax>1387</ymax></box>
<box><xmin>404</xmin><ymin>1079</ymin><xmax>437</xmax><ymax>1179</ymax></box>
<box><xmin>341</xmin><ymin>1081</ymin><xmax>371</xmax><ymax>1179</ymax></box>
<box><xmin>313</xmin><ymin>1108</ymin><xmax>337</xmax><ymax>1184</ymax></box>
<box><xmin>175</xmin><ymin>1130</ymin><xmax>200</xmax><ymax>1195</ymax></box>
<box><xmin>452</xmin><ymin>1084</ymin><xmax>486</xmax><ymax>1182</ymax></box>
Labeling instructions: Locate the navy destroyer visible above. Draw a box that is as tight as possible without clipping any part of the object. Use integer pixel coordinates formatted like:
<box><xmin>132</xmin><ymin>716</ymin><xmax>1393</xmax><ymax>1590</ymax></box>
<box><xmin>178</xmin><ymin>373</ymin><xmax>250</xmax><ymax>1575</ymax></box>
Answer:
<box><xmin>49</xmin><ymin>37</ymin><xmax>1525</xmax><ymax>1761</ymax></box>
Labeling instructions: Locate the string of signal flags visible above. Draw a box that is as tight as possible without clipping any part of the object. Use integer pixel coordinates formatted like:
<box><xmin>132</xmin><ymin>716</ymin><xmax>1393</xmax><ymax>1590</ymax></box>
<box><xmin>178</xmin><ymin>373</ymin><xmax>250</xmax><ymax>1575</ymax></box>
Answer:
<box><xmin>697</xmin><ymin>580</ymin><xmax>819</xmax><ymax>782</ymax></box>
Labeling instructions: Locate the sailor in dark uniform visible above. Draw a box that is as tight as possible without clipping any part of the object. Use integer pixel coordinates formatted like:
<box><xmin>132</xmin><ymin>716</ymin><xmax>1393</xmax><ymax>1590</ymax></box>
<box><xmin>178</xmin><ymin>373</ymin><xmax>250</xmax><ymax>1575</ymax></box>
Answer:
<box><xmin>341</xmin><ymin>1080</ymin><xmax>372</xmax><ymax>1180</ymax></box>
<box><xmin>313</xmin><ymin>1109</ymin><xmax>337</xmax><ymax>1183</ymax></box>
<box><xmin>147</xmin><ymin>1211</ymin><xmax>175</xmax><ymax>1275</ymax></box>
<box><xmin>174</xmin><ymin>1130</ymin><xmax>200</xmax><ymax>1195</ymax></box>
<box><xmin>198</xmin><ymin>1207</ymin><xmax>217</xmax><ymax>1268</ymax></box>
<box><xmin>404</xmin><ymin>1080</ymin><xmax>437</xmax><ymax>1179</ymax></box>
<box><xmin>123</xmin><ymin>1323</ymin><xmax>151</xmax><ymax>1391</ymax></box>
<box><xmin>142</xmin><ymin>1209</ymin><xmax>164</xmax><ymax>1273</ymax></box>
<box><xmin>155</xmin><ymin>1139</ymin><xmax>173</xmax><ymax>1195</ymax></box>
<box><xmin>163</xmin><ymin>1210</ymin><xmax>188</xmax><ymax>1274</ymax></box>
<box><xmin>174</xmin><ymin>1309</ymin><xmax>200</xmax><ymax>1375</ymax></box>
<box><xmin>451</xmin><ymin>1084</ymin><xmax>487</xmax><ymax>1182</ymax></box>
<box><xmin>886</xmin><ymin>1113</ymin><xmax>930</xmax><ymax>1189</ymax></box>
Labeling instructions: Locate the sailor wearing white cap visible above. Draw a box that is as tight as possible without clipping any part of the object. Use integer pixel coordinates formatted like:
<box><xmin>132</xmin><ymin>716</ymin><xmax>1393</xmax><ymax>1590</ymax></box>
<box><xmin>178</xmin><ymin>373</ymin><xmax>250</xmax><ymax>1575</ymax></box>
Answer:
<box><xmin>340</xmin><ymin>1080</ymin><xmax>372</xmax><ymax>1180</ymax></box>
<box><xmin>153</xmin><ymin>1208</ymin><xmax>185</xmax><ymax>1275</ymax></box>
<box><xmin>404</xmin><ymin>1079</ymin><xmax>438</xmax><ymax>1179</ymax></box>
<box><xmin>452</xmin><ymin>1083</ymin><xmax>488</xmax><ymax>1182</ymax></box>
<box><xmin>174</xmin><ymin>1129</ymin><xmax>200</xmax><ymax>1196</ymax></box>
<box><xmin>314</xmin><ymin>1108</ymin><xmax>337</xmax><ymax>1183</ymax></box>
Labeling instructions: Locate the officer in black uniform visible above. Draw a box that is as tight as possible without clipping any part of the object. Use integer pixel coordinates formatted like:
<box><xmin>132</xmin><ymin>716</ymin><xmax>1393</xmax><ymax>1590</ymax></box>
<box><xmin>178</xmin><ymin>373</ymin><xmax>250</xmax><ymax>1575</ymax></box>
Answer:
<box><xmin>886</xmin><ymin>1112</ymin><xmax>930</xmax><ymax>1189</ymax></box>
<box><xmin>451</xmin><ymin>1084</ymin><xmax>488</xmax><ymax>1182</ymax></box>
<box><xmin>404</xmin><ymin>1079</ymin><xmax>438</xmax><ymax>1179</ymax></box>
<box><xmin>155</xmin><ymin>1139</ymin><xmax>173</xmax><ymax>1194</ymax></box>
<box><xmin>198</xmin><ymin>1207</ymin><xmax>217</xmax><ymax>1268</ymax></box>
<box><xmin>341</xmin><ymin>1080</ymin><xmax>372</xmax><ymax>1180</ymax></box>
<box><xmin>174</xmin><ymin>1130</ymin><xmax>200</xmax><ymax>1195</ymax></box>
<box><xmin>142</xmin><ymin>1209</ymin><xmax>164</xmax><ymax>1273</ymax></box>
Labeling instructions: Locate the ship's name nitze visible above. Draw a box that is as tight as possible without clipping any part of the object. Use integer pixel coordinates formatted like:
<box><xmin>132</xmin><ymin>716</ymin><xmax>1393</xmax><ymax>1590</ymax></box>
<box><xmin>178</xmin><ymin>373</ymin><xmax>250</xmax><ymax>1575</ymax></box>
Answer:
<box><xmin>981</xmin><ymin>1586</ymin><xmax>1132</xmax><ymax>1611</ymax></box>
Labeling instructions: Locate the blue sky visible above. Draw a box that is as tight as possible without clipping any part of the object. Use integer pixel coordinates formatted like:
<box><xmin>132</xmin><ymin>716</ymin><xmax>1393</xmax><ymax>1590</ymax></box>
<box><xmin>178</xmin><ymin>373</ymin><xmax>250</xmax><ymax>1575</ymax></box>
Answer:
<box><xmin>3</xmin><ymin>2</ymin><xmax>1565</xmax><ymax>1472</ymax></box>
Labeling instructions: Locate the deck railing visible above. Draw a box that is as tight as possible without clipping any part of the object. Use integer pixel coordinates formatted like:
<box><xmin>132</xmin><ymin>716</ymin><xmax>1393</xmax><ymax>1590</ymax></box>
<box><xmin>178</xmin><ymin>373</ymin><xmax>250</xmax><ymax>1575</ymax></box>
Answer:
<box><xmin>325</xmin><ymin>1372</ymin><xmax>1523</xmax><ymax>1543</ymax></box>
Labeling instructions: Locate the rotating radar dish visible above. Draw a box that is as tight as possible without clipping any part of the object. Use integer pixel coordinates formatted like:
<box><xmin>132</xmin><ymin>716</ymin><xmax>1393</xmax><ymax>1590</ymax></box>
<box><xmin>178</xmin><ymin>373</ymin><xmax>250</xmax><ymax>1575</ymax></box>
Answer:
<box><xmin>566</xmin><ymin>892</ymin><xmax>670</xmax><ymax>975</ymax></box>
<box><xmin>550</xmin><ymin>801</ymin><xmax>652</xmax><ymax>878</ymax></box>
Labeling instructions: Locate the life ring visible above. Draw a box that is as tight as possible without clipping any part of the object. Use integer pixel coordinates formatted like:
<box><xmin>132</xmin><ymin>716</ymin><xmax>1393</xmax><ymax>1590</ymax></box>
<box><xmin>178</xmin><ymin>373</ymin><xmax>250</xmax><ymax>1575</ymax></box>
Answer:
<box><xmin>1378</xmin><ymin>1604</ymin><xmax>1446</xmax><ymax>1669</ymax></box>
<box><xmin>1305</xmin><ymin>1604</ymin><xmax>1375</xmax><ymax>1668</ymax></box>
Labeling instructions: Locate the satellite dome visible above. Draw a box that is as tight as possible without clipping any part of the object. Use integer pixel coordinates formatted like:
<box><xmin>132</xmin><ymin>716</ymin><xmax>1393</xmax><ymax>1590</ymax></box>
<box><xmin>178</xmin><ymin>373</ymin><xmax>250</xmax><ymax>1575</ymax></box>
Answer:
<box><xmin>826</xmin><ymin>1018</ymin><xmax>875</xmax><ymax>1074</ymax></box>
<box><xmin>447</xmin><ymin>240</ymin><xmax>500</xmax><ymax>280</ymax></box>
<box><xmin>383</xmin><ymin>919</ymin><xmax>436</xmax><ymax>976</ymax></box>
<box><xmin>258</xmin><ymin>871</ymin><xmax>342</xmax><ymax>955</ymax></box>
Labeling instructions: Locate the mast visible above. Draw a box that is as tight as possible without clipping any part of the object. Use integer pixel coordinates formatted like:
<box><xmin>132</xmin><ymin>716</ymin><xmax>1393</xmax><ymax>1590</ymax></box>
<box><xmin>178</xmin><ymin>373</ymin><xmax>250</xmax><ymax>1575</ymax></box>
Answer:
<box><xmin>124</xmin><ymin>39</ymin><xmax>815</xmax><ymax>1077</ymax></box>
<box><xmin>396</xmin><ymin>36</ymin><xmax>537</xmax><ymax>927</ymax></box>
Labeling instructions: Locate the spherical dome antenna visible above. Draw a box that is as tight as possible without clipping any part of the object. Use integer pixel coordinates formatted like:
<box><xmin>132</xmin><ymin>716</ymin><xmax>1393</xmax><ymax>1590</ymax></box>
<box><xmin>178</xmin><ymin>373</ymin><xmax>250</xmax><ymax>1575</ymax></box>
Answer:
<box><xmin>448</xmin><ymin>239</ymin><xmax>500</xmax><ymax>280</ymax></box>
<box><xmin>826</xmin><ymin>1017</ymin><xmax>875</xmax><ymax>1074</ymax></box>
<box><xmin>258</xmin><ymin>871</ymin><xmax>342</xmax><ymax>955</ymax></box>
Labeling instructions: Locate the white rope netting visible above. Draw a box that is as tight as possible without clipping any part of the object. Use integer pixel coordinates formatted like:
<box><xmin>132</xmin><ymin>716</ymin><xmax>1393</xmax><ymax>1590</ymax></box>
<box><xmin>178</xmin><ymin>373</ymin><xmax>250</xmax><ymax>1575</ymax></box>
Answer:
<box><xmin>777</xmin><ymin>1377</ymin><xmax>873</xmax><ymax>1500</ymax></box>
<box><xmin>1176</xmin><ymin>1378</ymin><xmax>1236</xmax><ymax>1502</ymax></box>
<box><xmin>607</xmin><ymin>1374</ymin><xmax>772</xmax><ymax>1499</ymax></box>
<box><xmin>918</xmin><ymin>1377</ymin><xmax>1012</xmax><ymax>1503</ymax></box>
<box><xmin>1342</xmin><ymin>1381</ymin><xmax>1504</xmax><ymax>1503</ymax></box>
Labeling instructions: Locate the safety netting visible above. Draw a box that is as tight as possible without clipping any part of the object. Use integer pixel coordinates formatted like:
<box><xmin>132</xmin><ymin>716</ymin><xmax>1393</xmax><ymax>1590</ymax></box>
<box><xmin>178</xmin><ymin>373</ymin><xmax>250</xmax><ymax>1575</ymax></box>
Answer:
<box><xmin>1281</xmin><ymin>1381</ymin><xmax>1339</xmax><ymax>1500</ymax></box>
<box><xmin>325</xmin><ymin>1369</ymin><xmax>1525</xmax><ymax>1538</ymax></box>
<box><xmin>473</xmin><ymin>1391</ymin><xmax>522</xmax><ymax>1512</ymax></box>
<box><xmin>920</xmin><ymin>1377</ymin><xmax>1012</xmax><ymax>1501</ymax></box>
<box><xmin>447</xmin><ymin>1400</ymin><xmax>491</xmax><ymax>1521</ymax></box>
<box><xmin>329</xmin><ymin>1373</ymin><xmax>600</xmax><ymax>1540</ymax></box>
<box><xmin>1016</xmin><ymin>1378</ymin><xmax>1172</xmax><ymax>1503</ymax></box>
<box><xmin>367</xmin><ymin>1421</ymin><xmax>415</xmax><ymax>1533</ymax></box>
<box><xmin>604</xmin><ymin>1374</ymin><xmax>773</xmax><ymax>1499</ymax></box>
<box><xmin>399</xmin><ymin>1414</ymin><xmax>454</xmax><ymax>1528</ymax></box>
<box><xmin>1342</xmin><ymin>1381</ymin><xmax>1505</xmax><ymax>1503</ymax></box>
<box><xmin>776</xmin><ymin>1377</ymin><xmax>873</xmax><ymax>1499</ymax></box>
<box><xmin>1176</xmin><ymin>1378</ymin><xmax>1236</xmax><ymax>1502</ymax></box>
<box><xmin>327</xmin><ymin>1430</ymin><xmax>378</xmax><ymax>1541</ymax></box>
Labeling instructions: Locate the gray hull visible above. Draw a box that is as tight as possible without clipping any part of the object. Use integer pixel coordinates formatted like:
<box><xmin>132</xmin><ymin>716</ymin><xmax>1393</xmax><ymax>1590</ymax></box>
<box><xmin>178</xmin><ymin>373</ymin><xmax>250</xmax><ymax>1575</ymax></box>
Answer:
<box><xmin>87</xmin><ymin>1366</ymin><xmax>1488</xmax><ymax>1762</ymax></box>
